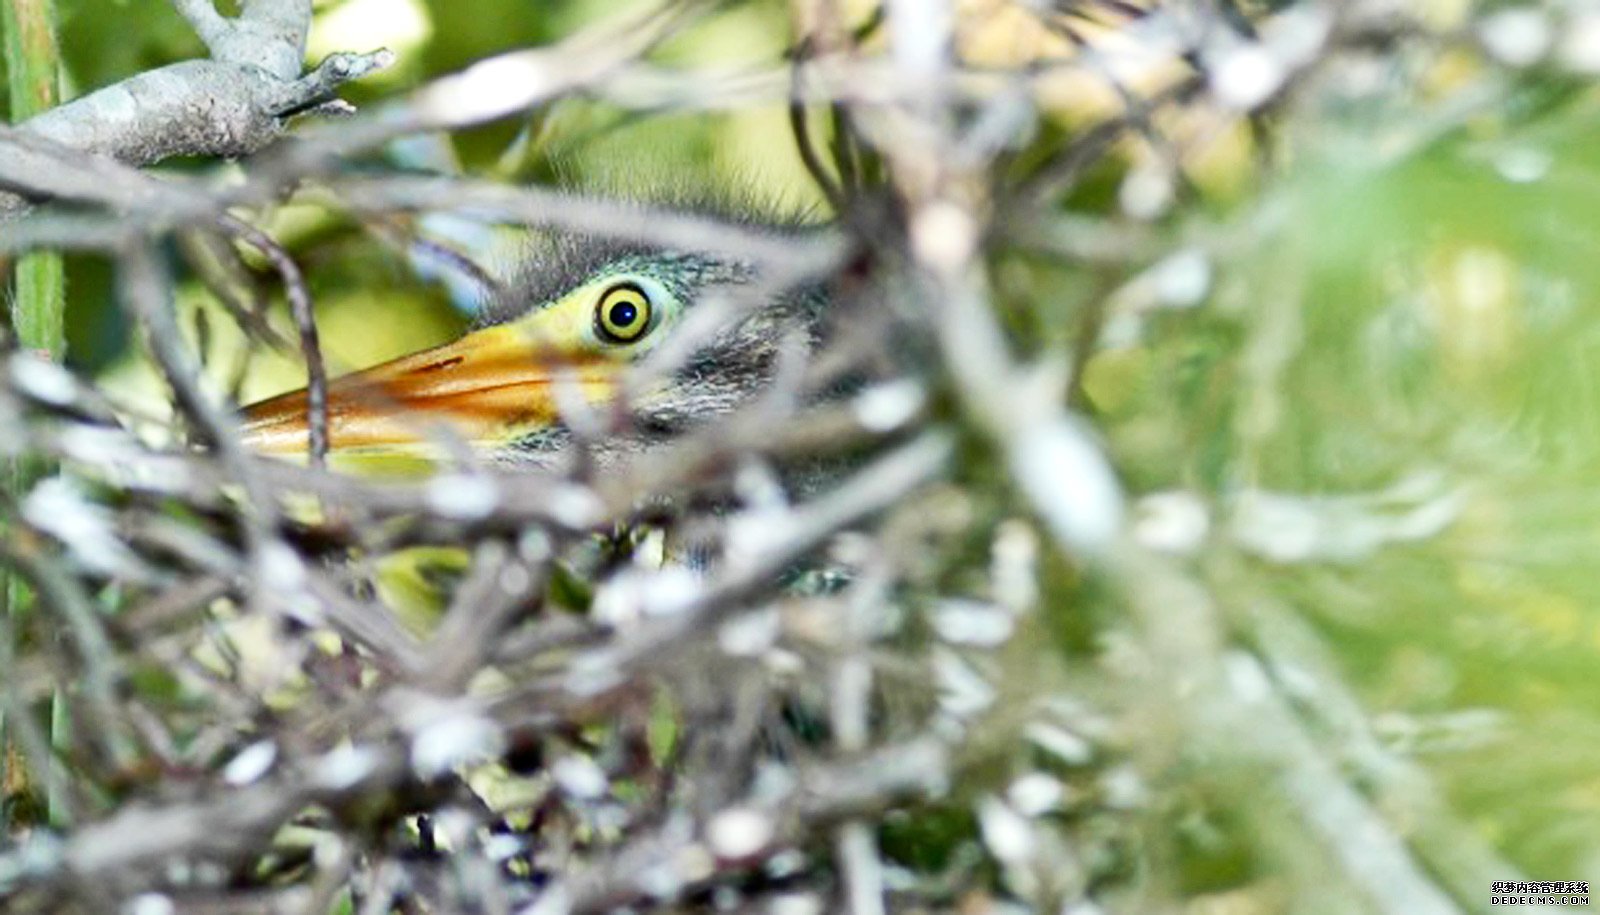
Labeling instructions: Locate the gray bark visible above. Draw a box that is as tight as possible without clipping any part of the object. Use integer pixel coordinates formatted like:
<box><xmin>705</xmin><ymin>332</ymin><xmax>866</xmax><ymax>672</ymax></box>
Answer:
<box><xmin>11</xmin><ymin>0</ymin><xmax>389</xmax><ymax>170</ymax></box>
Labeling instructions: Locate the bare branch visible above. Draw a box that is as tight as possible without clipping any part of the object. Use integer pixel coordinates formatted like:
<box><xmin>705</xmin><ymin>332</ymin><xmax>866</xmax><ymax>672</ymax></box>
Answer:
<box><xmin>11</xmin><ymin>0</ymin><xmax>385</xmax><ymax>172</ymax></box>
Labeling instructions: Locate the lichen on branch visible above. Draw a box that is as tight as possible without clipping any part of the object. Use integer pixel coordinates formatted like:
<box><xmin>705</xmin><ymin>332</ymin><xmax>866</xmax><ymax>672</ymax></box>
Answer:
<box><xmin>14</xmin><ymin>0</ymin><xmax>391</xmax><ymax>168</ymax></box>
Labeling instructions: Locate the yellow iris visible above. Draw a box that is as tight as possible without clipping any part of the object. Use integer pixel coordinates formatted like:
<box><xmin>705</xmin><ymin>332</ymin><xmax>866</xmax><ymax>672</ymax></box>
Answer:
<box><xmin>594</xmin><ymin>282</ymin><xmax>653</xmax><ymax>343</ymax></box>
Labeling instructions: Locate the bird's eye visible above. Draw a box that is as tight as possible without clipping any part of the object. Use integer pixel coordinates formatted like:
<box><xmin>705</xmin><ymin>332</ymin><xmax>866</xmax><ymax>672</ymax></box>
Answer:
<box><xmin>594</xmin><ymin>282</ymin><xmax>653</xmax><ymax>344</ymax></box>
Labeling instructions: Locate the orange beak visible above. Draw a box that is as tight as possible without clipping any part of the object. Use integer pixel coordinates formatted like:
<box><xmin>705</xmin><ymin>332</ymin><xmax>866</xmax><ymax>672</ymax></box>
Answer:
<box><xmin>240</xmin><ymin>325</ymin><xmax>619</xmax><ymax>458</ymax></box>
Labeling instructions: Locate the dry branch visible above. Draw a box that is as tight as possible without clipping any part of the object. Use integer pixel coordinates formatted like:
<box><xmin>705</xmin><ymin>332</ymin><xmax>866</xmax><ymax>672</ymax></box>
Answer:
<box><xmin>0</xmin><ymin>1</ymin><xmax>1538</xmax><ymax>913</ymax></box>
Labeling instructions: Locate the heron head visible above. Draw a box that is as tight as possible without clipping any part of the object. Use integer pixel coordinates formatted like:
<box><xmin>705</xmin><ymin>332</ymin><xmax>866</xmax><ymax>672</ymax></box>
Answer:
<box><xmin>240</xmin><ymin>218</ymin><xmax>824</xmax><ymax>467</ymax></box>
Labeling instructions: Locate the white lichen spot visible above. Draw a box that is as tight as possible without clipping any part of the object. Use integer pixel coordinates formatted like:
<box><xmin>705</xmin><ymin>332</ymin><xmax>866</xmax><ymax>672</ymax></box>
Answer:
<box><xmin>280</xmin><ymin>591</ymin><xmax>327</xmax><ymax>628</ymax></box>
<box><xmin>95</xmin><ymin>85</ymin><xmax>140</xmax><ymax>130</ymax></box>
<box><xmin>635</xmin><ymin>859</ymin><xmax>687</xmax><ymax>900</ymax></box>
<box><xmin>912</xmin><ymin>200</ymin><xmax>978</xmax><ymax>266</ymax></box>
<box><xmin>519</xmin><ymin>527</ymin><xmax>554</xmax><ymax>562</ymax></box>
<box><xmin>1224</xmin><ymin>652</ymin><xmax>1273</xmax><ymax>705</ymax></box>
<box><xmin>1231</xmin><ymin>482</ymin><xmax>1461</xmax><ymax>564</ymax></box>
<box><xmin>563</xmin><ymin>650</ymin><xmax>626</xmax><ymax>697</ymax></box>
<box><xmin>762</xmin><ymin>647</ymin><xmax>806</xmax><ymax>677</ymax></box>
<box><xmin>1132</xmin><ymin>490</ymin><xmax>1210</xmax><ymax>555</ymax></box>
<box><xmin>930</xmin><ymin>600</ymin><xmax>1014</xmax><ymax>647</ymax></box>
<box><xmin>1008</xmin><ymin>418</ymin><xmax>1124</xmax><ymax>555</ymax></box>
<box><xmin>15</xmin><ymin>833</ymin><xmax>63</xmax><ymax>876</ymax></box>
<box><xmin>519</xmin><ymin>884</ymin><xmax>572</xmax><ymax>915</ymax></box>
<box><xmin>259</xmin><ymin>540</ymin><xmax>307</xmax><ymax>590</ymax></box>
<box><xmin>10</xmin><ymin>354</ymin><xmax>76</xmax><ymax>406</ymax></box>
<box><xmin>764</xmin><ymin>849</ymin><xmax>807</xmax><ymax>879</ymax></box>
<box><xmin>750</xmin><ymin>759</ymin><xmax>799</xmax><ymax>805</ymax></box>
<box><xmin>312</xmin><ymin>836</ymin><xmax>346</xmax><ymax>871</ymax></box>
<box><xmin>1495</xmin><ymin>147</ymin><xmax>1552</xmax><ymax>184</ymax></box>
<box><xmin>1150</xmin><ymin>249</ymin><xmax>1213</xmax><ymax>308</ymax></box>
<box><xmin>312</xmin><ymin>744</ymin><xmax>382</xmax><ymax>791</ymax></box>
<box><xmin>55</xmin><ymin>425</ymin><xmax>115</xmax><ymax>463</ymax></box>
<box><xmin>551</xmin><ymin>755</ymin><xmax>609</xmax><ymax>801</ymax></box>
<box><xmin>123</xmin><ymin>893</ymin><xmax>176</xmax><ymax>915</ymax></box>
<box><xmin>1275</xmin><ymin>661</ymin><xmax>1320</xmax><ymax>702</ymax></box>
<box><xmin>431</xmin><ymin>808</ymin><xmax>476</xmax><ymax>849</ymax></box>
<box><xmin>592</xmin><ymin>567</ymin><xmax>702</xmax><ymax>628</ymax></box>
<box><xmin>991</xmin><ymin>520</ymin><xmax>1039</xmax><ymax>613</ymax></box>
<box><xmin>498</xmin><ymin>562</ymin><xmax>533</xmax><ymax>595</ymax></box>
<box><xmin>933</xmin><ymin>647</ymin><xmax>997</xmax><ymax>718</ymax></box>
<box><xmin>706</xmin><ymin>807</ymin><xmax>774</xmax><ymax>859</ymax></box>
<box><xmin>1560</xmin><ymin>13</ymin><xmax>1600</xmax><ymax>72</ymax></box>
<box><xmin>222</xmin><ymin>740</ymin><xmax>278</xmax><ymax>786</ymax></box>
<box><xmin>590</xmin><ymin>802</ymin><xmax>629</xmax><ymax>835</ymax></box>
<box><xmin>1118</xmin><ymin>161</ymin><xmax>1174</xmax><ymax>220</ymax></box>
<box><xmin>724</xmin><ymin>508</ymin><xmax>795</xmax><ymax>570</ymax></box>
<box><xmin>1228</xmin><ymin>490</ymin><xmax>1320</xmax><ymax>563</ymax></box>
<box><xmin>931</xmin><ymin>713</ymin><xmax>967</xmax><ymax>742</ymax></box>
<box><xmin>410</xmin><ymin>708</ymin><xmax>506</xmax><ymax>777</ymax></box>
<box><xmin>62</xmin><ymin>426</ymin><xmax>195</xmax><ymax>494</ymax></box>
<box><xmin>675</xmin><ymin>842</ymin><xmax>716</xmax><ymax>882</ymax></box>
<box><xmin>977</xmin><ymin>796</ymin><xmax>1035</xmax><ymax>863</ymax></box>
<box><xmin>718</xmin><ymin>607</ymin><xmax>781</xmax><ymax>656</ymax></box>
<box><xmin>1099</xmin><ymin>765</ymin><xmax>1150</xmax><ymax>810</ymax></box>
<box><xmin>641</xmin><ymin>567</ymin><xmax>702</xmax><ymax>617</ymax></box>
<box><xmin>883</xmin><ymin>864</ymin><xmax>920</xmax><ymax>891</ymax></box>
<box><xmin>483</xmin><ymin>834</ymin><xmax>524</xmax><ymax>862</ymax></box>
<box><xmin>23</xmin><ymin>476</ymin><xmax>141</xmax><ymax>578</ymax></box>
<box><xmin>426</xmin><ymin>472</ymin><xmax>498</xmax><ymax>521</ymax></box>
<box><xmin>1007</xmin><ymin>773</ymin><xmax>1067</xmax><ymax>816</ymax></box>
<box><xmin>1210</xmin><ymin>43</ymin><xmax>1286</xmax><ymax>111</ymax></box>
<box><xmin>257</xmin><ymin>542</ymin><xmax>323</xmax><ymax>625</ymax></box>
<box><xmin>1098</xmin><ymin>310</ymin><xmax>1143</xmax><ymax>350</ymax></box>
<box><xmin>1477</xmin><ymin>8</ymin><xmax>1552</xmax><ymax>67</ymax></box>
<box><xmin>732</xmin><ymin>462</ymin><xmax>787</xmax><ymax>514</ymax></box>
<box><xmin>1261</xmin><ymin>3</ymin><xmax>1333</xmax><ymax>69</ymax></box>
<box><xmin>769</xmin><ymin>893</ymin><xmax>824</xmax><ymax>915</ymax></box>
<box><xmin>415</xmin><ymin>51</ymin><xmax>551</xmax><ymax>125</ymax></box>
<box><xmin>588</xmin><ymin>575</ymin><xmax>643</xmax><ymax>628</ymax></box>
<box><xmin>548</xmin><ymin>484</ymin><xmax>603</xmax><ymax>528</ymax></box>
<box><xmin>852</xmin><ymin>380</ymin><xmax>926</xmax><ymax>432</ymax></box>
<box><xmin>1025</xmin><ymin>722</ymin><xmax>1094</xmax><ymax>766</ymax></box>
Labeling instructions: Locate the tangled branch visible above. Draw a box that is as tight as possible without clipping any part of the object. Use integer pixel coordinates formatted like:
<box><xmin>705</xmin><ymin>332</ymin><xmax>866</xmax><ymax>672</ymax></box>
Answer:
<box><xmin>0</xmin><ymin>0</ymin><xmax>1568</xmax><ymax>913</ymax></box>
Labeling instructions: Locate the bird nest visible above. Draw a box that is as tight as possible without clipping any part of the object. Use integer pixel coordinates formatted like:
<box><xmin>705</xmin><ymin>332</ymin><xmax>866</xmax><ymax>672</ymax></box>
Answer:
<box><xmin>0</xmin><ymin>1</ymin><xmax>1578</xmax><ymax>913</ymax></box>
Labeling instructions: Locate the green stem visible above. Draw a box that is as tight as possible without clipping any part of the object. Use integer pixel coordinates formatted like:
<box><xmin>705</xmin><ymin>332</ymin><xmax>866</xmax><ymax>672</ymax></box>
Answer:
<box><xmin>5</xmin><ymin>0</ymin><xmax>66</xmax><ymax>357</ymax></box>
<box><xmin>4</xmin><ymin>0</ymin><xmax>60</xmax><ymax>116</ymax></box>
<box><xmin>3</xmin><ymin>0</ymin><xmax>66</xmax><ymax>830</ymax></box>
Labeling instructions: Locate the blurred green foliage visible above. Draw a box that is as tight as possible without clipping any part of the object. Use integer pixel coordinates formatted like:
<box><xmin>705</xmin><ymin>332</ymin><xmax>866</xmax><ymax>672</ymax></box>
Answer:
<box><xmin>1082</xmin><ymin>76</ymin><xmax>1600</xmax><ymax>884</ymax></box>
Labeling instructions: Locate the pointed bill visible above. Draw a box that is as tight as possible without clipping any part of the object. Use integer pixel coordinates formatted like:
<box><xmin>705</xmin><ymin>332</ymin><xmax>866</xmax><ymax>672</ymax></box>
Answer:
<box><xmin>240</xmin><ymin>325</ymin><xmax>619</xmax><ymax>458</ymax></box>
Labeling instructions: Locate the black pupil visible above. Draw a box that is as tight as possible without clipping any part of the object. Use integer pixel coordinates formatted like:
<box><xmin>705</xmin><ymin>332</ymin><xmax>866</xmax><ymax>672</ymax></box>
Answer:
<box><xmin>609</xmin><ymin>301</ymin><xmax>638</xmax><ymax>329</ymax></box>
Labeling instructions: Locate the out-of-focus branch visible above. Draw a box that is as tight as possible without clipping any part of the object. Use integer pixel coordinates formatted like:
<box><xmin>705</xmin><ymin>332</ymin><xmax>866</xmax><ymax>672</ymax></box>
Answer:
<box><xmin>1113</xmin><ymin>553</ymin><xmax>1462</xmax><ymax>915</ymax></box>
<box><xmin>0</xmin><ymin>426</ymin><xmax>949</xmax><ymax>900</ymax></box>
<box><xmin>533</xmin><ymin>736</ymin><xmax>950</xmax><ymax>914</ymax></box>
<box><xmin>878</xmin><ymin>0</ymin><xmax>1126</xmax><ymax>553</ymax></box>
<box><xmin>173</xmin><ymin>0</ymin><xmax>311</xmax><ymax>80</ymax></box>
<box><xmin>14</xmin><ymin>0</ymin><xmax>390</xmax><ymax>170</ymax></box>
